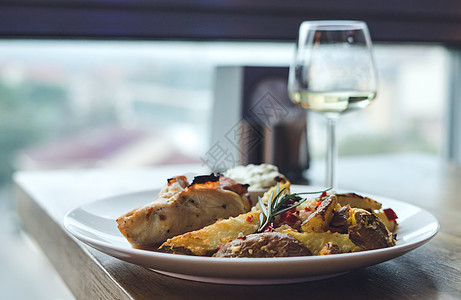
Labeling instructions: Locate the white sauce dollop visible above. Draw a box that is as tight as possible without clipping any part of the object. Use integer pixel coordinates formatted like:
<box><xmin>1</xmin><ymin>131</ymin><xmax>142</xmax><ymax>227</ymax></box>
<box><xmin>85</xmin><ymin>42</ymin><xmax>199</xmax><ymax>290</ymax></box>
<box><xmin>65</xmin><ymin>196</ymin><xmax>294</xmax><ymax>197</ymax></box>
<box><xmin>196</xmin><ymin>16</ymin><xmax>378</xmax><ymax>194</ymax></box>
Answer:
<box><xmin>224</xmin><ymin>164</ymin><xmax>283</xmax><ymax>190</ymax></box>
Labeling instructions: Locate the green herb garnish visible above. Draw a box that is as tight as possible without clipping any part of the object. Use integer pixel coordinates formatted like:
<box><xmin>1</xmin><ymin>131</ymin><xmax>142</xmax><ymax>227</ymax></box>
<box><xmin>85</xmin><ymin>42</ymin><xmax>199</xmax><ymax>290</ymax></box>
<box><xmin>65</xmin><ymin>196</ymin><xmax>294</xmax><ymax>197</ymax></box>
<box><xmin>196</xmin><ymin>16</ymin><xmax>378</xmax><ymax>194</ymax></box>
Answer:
<box><xmin>257</xmin><ymin>184</ymin><xmax>330</xmax><ymax>232</ymax></box>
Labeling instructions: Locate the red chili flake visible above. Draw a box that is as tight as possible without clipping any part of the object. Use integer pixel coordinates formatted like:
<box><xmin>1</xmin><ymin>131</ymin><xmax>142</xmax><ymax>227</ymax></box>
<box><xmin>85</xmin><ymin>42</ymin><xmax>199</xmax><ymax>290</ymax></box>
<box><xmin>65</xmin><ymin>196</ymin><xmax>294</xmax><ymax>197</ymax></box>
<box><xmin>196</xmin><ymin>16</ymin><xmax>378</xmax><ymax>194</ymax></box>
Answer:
<box><xmin>263</xmin><ymin>222</ymin><xmax>274</xmax><ymax>232</ymax></box>
<box><xmin>217</xmin><ymin>240</ymin><xmax>231</xmax><ymax>251</ymax></box>
<box><xmin>321</xmin><ymin>191</ymin><xmax>328</xmax><ymax>198</ymax></box>
<box><xmin>383</xmin><ymin>208</ymin><xmax>398</xmax><ymax>222</ymax></box>
<box><xmin>304</xmin><ymin>207</ymin><xmax>311</xmax><ymax>212</ymax></box>
<box><xmin>316</xmin><ymin>200</ymin><xmax>323</xmax><ymax>207</ymax></box>
<box><xmin>237</xmin><ymin>236</ymin><xmax>247</xmax><ymax>240</ymax></box>
<box><xmin>246</xmin><ymin>215</ymin><xmax>254</xmax><ymax>223</ymax></box>
<box><xmin>280</xmin><ymin>211</ymin><xmax>299</xmax><ymax>227</ymax></box>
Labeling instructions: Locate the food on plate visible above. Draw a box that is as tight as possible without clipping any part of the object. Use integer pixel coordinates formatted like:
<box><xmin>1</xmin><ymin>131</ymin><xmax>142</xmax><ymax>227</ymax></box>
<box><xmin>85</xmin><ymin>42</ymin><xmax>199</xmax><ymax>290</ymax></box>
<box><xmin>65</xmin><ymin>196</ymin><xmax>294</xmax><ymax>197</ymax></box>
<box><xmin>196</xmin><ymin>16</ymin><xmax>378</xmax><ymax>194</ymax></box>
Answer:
<box><xmin>275</xmin><ymin>206</ymin><xmax>396</xmax><ymax>255</ymax></box>
<box><xmin>301</xmin><ymin>195</ymin><xmax>338</xmax><ymax>233</ymax></box>
<box><xmin>117</xmin><ymin>165</ymin><xmax>399</xmax><ymax>257</ymax></box>
<box><xmin>329</xmin><ymin>192</ymin><xmax>398</xmax><ymax>233</ymax></box>
<box><xmin>159</xmin><ymin>210</ymin><xmax>261</xmax><ymax>256</ymax></box>
<box><xmin>157</xmin><ymin>179</ymin><xmax>397</xmax><ymax>257</ymax></box>
<box><xmin>224</xmin><ymin>163</ymin><xmax>286</xmax><ymax>190</ymax></box>
<box><xmin>117</xmin><ymin>174</ymin><xmax>250</xmax><ymax>249</ymax></box>
<box><xmin>348</xmin><ymin>208</ymin><xmax>396</xmax><ymax>250</ymax></box>
<box><xmin>319</xmin><ymin>242</ymin><xmax>343</xmax><ymax>255</ymax></box>
<box><xmin>224</xmin><ymin>163</ymin><xmax>287</xmax><ymax>207</ymax></box>
<box><xmin>275</xmin><ymin>228</ymin><xmax>361</xmax><ymax>255</ymax></box>
<box><xmin>335</xmin><ymin>193</ymin><xmax>382</xmax><ymax>211</ymax></box>
<box><xmin>159</xmin><ymin>178</ymin><xmax>291</xmax><ymax>255</ymax></box>
<box><xmin>213</xmin><ymin>232</ymin><xmax>312</xmax><ymax>258</ymax></box>
<box><xmin>375</xmin><ymin>208</ymin><xmax>398</xmax><ymax>232</ymax></box>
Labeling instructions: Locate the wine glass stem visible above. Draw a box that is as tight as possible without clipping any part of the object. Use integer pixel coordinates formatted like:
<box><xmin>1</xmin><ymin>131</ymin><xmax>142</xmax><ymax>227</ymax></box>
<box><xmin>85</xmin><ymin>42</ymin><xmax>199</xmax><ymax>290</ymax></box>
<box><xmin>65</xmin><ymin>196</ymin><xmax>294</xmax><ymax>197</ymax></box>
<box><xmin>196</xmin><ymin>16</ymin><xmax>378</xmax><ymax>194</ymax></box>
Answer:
<box><xmin>326</xmin><ymin>117</ymin><xmax>338</xmax><ymax>191</ymax></box>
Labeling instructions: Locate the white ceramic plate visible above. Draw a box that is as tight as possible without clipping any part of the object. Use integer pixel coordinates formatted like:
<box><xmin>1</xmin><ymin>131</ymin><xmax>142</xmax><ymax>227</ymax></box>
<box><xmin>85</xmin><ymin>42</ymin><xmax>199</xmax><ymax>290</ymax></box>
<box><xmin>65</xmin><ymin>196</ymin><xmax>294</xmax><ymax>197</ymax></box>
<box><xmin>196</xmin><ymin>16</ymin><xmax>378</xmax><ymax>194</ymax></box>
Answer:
<box><xmin>63</xmin><ymin>185</ymin><xmax>439</xmax><ymax>285</ymax></box>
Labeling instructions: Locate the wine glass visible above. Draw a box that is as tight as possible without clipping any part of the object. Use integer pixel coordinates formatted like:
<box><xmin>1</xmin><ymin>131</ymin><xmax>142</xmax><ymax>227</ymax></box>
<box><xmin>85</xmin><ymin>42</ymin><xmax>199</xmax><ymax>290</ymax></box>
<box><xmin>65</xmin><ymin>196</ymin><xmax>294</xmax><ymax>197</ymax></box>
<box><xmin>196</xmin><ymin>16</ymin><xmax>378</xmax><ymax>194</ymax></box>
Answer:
<box><xmin>288</xmin><ymin>20</ymin><xmax>378</xmax><ymax>191</ymax></box>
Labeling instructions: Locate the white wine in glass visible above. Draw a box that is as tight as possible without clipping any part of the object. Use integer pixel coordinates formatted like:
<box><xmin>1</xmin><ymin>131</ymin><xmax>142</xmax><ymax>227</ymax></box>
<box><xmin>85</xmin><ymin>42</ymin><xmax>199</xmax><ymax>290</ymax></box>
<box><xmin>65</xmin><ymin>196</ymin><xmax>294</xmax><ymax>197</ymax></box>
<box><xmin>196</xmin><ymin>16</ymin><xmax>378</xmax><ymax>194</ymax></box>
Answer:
<box><xmin>288</xmin><ymin>20</ymin><xmax>378</xmax><ymax>190</ymax></box>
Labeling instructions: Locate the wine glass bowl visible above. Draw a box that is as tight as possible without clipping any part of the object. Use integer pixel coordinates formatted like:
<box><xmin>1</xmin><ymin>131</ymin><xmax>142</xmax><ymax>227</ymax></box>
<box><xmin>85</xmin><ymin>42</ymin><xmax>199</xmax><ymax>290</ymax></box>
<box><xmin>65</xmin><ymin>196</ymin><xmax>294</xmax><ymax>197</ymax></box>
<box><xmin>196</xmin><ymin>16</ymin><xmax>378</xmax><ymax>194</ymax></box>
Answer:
<box><xmin>289</xmin><ymin>20</ymin><xmax>378</xmax><ymax>190</ymax></box>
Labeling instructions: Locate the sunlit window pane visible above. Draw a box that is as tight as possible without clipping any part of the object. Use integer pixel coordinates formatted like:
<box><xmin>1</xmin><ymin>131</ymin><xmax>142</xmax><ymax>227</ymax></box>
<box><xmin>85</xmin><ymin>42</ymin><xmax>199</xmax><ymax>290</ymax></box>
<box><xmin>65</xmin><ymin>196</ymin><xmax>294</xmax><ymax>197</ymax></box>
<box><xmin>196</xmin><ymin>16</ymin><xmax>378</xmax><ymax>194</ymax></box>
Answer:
<box><xmin>0</xmin><ymin>40</ymin><xmax>448</xmax><ymax>186</ymax></box>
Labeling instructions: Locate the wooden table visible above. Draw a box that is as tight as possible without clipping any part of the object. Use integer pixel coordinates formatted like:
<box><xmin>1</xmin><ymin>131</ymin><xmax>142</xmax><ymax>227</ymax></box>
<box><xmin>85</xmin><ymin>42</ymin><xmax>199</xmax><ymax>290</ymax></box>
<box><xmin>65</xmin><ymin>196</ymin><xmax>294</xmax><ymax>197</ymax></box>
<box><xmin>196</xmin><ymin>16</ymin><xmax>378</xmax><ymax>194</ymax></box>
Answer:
<box><xmin>14</xmin><ymin>154</ymin><xmax>461</xmax><ymax>300</ymax></box>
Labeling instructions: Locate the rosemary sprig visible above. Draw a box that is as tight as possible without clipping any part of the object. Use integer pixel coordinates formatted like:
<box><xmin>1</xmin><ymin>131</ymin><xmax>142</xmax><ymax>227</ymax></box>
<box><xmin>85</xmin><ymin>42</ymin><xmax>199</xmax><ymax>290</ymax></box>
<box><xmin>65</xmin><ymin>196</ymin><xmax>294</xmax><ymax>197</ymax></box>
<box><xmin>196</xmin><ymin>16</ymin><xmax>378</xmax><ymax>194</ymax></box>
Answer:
<box><xmin>257</xmin><ymin>184</ymin><xmax>331</xmax><ymax>232</ymax></box>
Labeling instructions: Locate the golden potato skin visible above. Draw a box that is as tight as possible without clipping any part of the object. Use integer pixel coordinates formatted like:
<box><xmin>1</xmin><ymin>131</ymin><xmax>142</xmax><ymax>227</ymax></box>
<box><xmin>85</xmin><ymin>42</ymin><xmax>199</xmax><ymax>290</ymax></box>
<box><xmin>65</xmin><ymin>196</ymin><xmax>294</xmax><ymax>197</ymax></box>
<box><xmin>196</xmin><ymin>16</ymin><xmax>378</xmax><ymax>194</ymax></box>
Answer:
<box><xmin>276</xmin><ymin>226</ymin><xmax>361</xmax><ymax>255</ymax></box>
<box><xmin>159</xmin><ymin>211</ymin><xmax>260</xmax><ymax>256</ymax></box>
<box><xmin>213</xmin><ymin>232</ymin><xmax>312</xmax><ymax>258</ymax></box>
<box><xmin>348</xmin><ymin>209</ymin><xmax>396</xmax><ymax>250</ymax></box>
<box><xmin>301</xmin><ymin>195</ymin><xmax>337</xmax><ymax>233</ymax></box>
<box><xmin>335</xmin><ymin>193</ymin><xmax>382</xmax><ymax>210</ymax></box>
<box><xmin>375</xmin><ymin>211</ymin><xmax>398</xmax><ymax>232</ymax></box>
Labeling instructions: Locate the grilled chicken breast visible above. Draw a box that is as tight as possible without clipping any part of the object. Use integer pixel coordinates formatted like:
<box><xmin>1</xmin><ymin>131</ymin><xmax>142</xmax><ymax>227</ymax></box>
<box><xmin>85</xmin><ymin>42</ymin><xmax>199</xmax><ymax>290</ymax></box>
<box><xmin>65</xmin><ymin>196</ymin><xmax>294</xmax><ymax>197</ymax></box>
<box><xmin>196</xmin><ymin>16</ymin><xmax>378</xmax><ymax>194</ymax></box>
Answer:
<box><xmin>117</xmin><ymin>174</ymin><xmax>250</xmax><ymax>249</ymax></box>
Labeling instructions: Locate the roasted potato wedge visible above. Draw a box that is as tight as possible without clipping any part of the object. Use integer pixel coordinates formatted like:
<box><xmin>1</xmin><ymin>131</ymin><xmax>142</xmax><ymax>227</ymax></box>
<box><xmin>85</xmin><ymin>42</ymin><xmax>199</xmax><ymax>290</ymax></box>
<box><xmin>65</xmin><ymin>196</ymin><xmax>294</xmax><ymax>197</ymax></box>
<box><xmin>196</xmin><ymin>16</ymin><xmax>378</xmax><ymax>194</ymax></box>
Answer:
<box><xmin>374</xmin><ymin>211</ymin><xmax>398</xmax><ymax>232</ymax></box>
<box><xmin>335</xmin><ymin>193</ymin><xmax>382</xmax><ymax>211</ymax></box>
<box><xmin>276</xmin><ymin>226</ymin><xmax>361</xmax><ymax>255</ymax></box>
<box><xmin>335</xmin><ymin>193</ymin><xmax>398</xmax><ymax>232</ymax></box>
<box><xmin>348</xmin><ymin>208</ymin><xmax>396</xmax><ymax>250</ymax></box>
<box><xmin>301</xmin><ymin>195</ymin><xmax>337</xmax><ymax>233</ymax></box>
<box><xmin>159</xmin><ymin>211</ymin><xmax>260</xmax><ymax>256</ymax></box>
<box><xmin>213</xmin><ymin>232</ymin><xmax>311</xmax><ymax>258</ymax></box>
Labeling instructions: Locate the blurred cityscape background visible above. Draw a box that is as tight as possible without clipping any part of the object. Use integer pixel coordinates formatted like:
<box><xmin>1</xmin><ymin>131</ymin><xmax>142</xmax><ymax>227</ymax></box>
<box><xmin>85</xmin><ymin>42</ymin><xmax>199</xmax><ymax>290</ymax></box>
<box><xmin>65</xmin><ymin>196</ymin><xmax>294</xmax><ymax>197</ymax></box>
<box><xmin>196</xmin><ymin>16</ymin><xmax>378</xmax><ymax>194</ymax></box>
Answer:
<box><xmin>0</xmin><ymin>41</ymin><xmax>447</xmax><ymax>187</ymax></box>
<box><xmin>0</xmin><ymin>40</ymin><xmax>448</xmax><ymax>298</ymax></box>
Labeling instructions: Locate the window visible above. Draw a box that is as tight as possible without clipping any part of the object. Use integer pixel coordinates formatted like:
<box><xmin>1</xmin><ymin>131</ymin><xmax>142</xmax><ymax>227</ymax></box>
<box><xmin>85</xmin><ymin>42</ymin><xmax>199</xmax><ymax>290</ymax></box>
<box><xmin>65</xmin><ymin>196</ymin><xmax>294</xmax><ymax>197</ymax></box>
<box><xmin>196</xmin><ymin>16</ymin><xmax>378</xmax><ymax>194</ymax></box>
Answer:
<box><xmin>0</xmin><ymin>40</ymin><xmax>449</xmax><ymax>187</ymax></box>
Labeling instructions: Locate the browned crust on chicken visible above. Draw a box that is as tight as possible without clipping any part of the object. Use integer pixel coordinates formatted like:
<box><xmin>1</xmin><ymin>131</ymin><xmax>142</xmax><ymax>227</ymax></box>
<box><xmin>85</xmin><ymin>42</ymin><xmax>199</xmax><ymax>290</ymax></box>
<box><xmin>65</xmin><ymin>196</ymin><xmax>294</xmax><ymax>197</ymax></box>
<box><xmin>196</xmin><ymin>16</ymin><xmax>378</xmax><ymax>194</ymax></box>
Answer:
<box><xmin>117</xmin><ymin>174</ymin><xmax>250</xmax><ymax>249</ymax></box>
